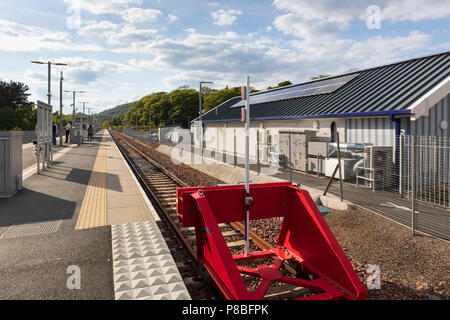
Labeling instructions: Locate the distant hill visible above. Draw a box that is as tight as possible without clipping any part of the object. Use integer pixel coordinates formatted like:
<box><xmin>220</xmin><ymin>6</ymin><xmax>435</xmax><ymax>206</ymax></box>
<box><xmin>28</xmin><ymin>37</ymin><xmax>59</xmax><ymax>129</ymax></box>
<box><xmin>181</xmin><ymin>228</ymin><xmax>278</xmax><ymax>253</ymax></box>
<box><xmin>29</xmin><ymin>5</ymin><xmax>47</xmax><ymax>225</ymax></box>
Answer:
<box><xmin>94</xmin><ymin>102</ymin><xmax>135</xmax><ymax>120</ymax></box>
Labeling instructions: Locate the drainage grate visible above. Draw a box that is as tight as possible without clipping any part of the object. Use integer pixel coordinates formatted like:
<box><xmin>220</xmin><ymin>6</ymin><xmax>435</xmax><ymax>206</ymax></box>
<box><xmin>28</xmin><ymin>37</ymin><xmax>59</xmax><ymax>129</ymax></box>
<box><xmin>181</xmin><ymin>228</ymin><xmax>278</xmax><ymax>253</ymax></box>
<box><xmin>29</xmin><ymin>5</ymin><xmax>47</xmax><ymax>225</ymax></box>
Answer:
<box><xmin>1</xmin><ymin>220</ymin><xmax>62</xmax><ymax>239</ymax></box>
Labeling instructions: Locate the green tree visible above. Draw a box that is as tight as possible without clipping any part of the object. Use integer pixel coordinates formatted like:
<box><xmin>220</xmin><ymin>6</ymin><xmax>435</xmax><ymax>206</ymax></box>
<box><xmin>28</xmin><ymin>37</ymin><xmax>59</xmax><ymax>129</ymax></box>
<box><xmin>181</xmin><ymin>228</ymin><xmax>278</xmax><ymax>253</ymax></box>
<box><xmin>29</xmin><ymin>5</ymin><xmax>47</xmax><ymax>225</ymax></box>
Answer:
<box><xmin>203</xmin><ymin>86</ymin><xmax>241</xmax><ymax>113</ymax></box>
<box><xmin>167</xmin><ymin>89</ymin><xmax>199</xmax><ymax>128</ymax></box>
<box><xmin>0</xmin><ymin>80</ymin><xmax>36</xmax><ymax>130</ymax></box>
<box><xmin>310</xmin><ymin>75</ymin><xmax>330</xmax><ymax>80</ymax></box>
<box><xmin>267</xmin><ymin>80</ymin><xmax>292</xmax><ymax>90</ymax></box>
<box><xmin>0</xmin><ymin>107</ymin><xmax>23</xmax><ymax>130</ymax></box>
<box><xmin>0</xmin><ymin>81</ymin><xmax>33</xmax><ymax>111</ymax></box>
<box><xmin>127</xmin><ymin>90</ymin><xmax>200</xmax><ymax>129</ymax></box>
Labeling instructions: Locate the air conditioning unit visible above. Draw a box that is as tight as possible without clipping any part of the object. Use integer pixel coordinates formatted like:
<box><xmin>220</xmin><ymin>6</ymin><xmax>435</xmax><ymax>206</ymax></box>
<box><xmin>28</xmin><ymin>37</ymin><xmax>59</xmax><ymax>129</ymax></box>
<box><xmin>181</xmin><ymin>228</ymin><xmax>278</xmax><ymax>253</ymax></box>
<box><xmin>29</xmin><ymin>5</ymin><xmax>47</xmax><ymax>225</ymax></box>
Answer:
<box><xmin>363</xmin><ymin>146</ymin><xmax>394</xmax><ymax>188</ymax></box>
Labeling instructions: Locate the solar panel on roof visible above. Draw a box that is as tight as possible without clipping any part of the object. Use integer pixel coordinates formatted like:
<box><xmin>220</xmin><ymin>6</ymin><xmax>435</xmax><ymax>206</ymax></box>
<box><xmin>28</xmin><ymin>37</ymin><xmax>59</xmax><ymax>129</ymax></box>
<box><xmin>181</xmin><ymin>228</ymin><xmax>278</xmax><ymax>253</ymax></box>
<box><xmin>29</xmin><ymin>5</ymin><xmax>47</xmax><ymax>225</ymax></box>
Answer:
<box><xmin>232</xmin><ymin>73</ymin><xmax>359</xmax><ymax>108</ymax></box>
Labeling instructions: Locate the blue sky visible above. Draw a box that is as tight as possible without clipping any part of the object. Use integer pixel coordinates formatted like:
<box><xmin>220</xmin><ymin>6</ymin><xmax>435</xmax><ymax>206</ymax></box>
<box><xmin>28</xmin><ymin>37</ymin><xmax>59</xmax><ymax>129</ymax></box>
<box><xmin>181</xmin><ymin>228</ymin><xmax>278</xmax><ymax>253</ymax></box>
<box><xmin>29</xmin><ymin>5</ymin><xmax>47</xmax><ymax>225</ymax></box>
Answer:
<box><xmin>0</xmin><ymin>0</ymin><xmax>449</xmax><ymax>114</ymax></box>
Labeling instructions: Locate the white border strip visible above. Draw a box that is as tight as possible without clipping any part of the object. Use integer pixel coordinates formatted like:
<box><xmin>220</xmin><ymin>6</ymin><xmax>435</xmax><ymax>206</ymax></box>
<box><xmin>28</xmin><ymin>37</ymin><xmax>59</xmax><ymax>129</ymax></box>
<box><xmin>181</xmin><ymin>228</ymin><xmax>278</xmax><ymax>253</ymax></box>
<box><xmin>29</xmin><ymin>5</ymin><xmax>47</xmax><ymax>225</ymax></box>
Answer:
<box><xmin>22</xmin><ymin>145</ymin><xmax>77</xmax><ymax>181</ymax></box>
<box><xmin>22</xmin><ymin>143</ymin><xmax>34</xmax><ymax>150</ymax></box>
<box><xmin>109</xmin><ymin>132</ymin><xmax>161</xmax><ymax>222</ymax></box>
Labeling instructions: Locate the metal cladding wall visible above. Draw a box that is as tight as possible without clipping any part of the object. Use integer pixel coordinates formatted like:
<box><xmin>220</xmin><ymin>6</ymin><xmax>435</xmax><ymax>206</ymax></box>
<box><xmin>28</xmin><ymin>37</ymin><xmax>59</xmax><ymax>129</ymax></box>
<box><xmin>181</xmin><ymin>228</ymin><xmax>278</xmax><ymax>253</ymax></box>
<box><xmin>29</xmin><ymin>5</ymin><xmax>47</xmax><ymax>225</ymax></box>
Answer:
<box><xmin>345</xmin><ymin>117</ymin><xmax>396</xmax><ymax>146</ymax></box>
<box><xmin>399</xmin><ymin>93</ymin><xmax>450</xmax><ymax>204</ymax></box>
<box><xmin>409</xmin><ymin>93</ymin><xmax>450</xmax><ymax>137</ymax></box>
<box><xmin>346</xmin><ymin>93</ymin><xmax>450</xmax><ymax>147</ymax></box>
<box><xmin>200</xmin><ymin>119</ymin><xmax>346</xmax><ymax>164</ymax></box>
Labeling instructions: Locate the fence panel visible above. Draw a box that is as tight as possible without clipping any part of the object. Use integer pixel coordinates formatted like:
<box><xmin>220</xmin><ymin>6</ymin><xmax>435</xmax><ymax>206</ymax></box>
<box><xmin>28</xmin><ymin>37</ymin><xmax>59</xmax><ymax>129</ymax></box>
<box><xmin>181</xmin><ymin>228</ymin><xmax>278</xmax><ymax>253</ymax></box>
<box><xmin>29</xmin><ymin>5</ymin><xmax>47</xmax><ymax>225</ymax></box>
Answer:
<box><xmin>403</xmin><ymin>135</ymin><xmax>450</xmax><ymax>239</ymax></box>
<box><xmin>116</xmin><ymin>128</ymin><xmax>450</xmax><ymax>241</ymax></box>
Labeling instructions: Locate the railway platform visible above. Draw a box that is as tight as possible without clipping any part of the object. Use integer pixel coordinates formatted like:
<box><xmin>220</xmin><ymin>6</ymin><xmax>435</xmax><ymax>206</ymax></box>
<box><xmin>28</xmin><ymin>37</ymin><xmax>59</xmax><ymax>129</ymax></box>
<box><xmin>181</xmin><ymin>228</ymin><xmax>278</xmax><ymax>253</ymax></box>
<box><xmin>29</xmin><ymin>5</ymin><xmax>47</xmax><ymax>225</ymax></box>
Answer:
<box><xmin>0</xmin><ymin>130</ymin><xmax>190</xmax><ymax>300</ymax></box>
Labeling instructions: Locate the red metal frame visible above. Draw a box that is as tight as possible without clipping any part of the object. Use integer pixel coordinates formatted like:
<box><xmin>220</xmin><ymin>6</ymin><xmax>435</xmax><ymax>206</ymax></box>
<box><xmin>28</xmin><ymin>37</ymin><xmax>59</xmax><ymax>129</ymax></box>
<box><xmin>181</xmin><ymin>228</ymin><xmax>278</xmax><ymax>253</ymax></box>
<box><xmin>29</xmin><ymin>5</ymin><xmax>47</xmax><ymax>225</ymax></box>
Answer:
<box><xmin>177</xmin><ymin>182</ymin><xmax>367</xmax><ymax>300</ymax></box>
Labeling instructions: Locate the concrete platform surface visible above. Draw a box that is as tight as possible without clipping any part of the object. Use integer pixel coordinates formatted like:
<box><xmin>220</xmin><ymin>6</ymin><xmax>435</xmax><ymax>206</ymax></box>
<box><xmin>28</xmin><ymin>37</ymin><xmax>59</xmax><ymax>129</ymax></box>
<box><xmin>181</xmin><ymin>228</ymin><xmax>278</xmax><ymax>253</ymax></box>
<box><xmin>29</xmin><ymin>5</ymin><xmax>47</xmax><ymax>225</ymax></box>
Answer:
<box><xmin>0</xmin><ymin>133</ymin><xmax>113</xmax><ymax>299</ymax></box>
<box><xmin>75</xmin><ymin>131</ymin><xmax>158</xmax><ymax>229</ymax></box>
<box><xmin>0</xmin><ymin>130</ymin><xmax>183</xmax><ymax>300</ymax></box>
<box><xmin>22</xmin><ymin>142</ymin><xmax>78</xmax><ymax>179</ymax></box>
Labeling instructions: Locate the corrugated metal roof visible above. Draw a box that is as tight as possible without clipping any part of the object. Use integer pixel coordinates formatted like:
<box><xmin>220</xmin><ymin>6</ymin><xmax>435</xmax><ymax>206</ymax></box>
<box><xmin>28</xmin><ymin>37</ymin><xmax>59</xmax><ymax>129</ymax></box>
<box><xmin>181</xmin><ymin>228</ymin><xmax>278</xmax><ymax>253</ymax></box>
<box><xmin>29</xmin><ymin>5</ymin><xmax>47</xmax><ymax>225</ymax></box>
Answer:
<box><xmin>199</xmin><ymin>51</ymin><xmax>450</xmax><ymax>123</ymax></box>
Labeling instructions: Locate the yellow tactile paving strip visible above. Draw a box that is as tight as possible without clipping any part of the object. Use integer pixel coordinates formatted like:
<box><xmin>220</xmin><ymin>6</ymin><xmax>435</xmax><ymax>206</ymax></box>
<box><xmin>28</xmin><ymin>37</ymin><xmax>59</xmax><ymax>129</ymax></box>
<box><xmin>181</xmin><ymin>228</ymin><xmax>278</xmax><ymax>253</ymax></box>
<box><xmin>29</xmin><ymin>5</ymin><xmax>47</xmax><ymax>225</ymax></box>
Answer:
<box><xmin>106</xmin><ymin>134</ymin><xmax>155</xmax><ymax>225</ymax></box>
<box><xmin>75</xmin><ymin>130</ymin><xmax>154</xmax><ymax>230</ymax></box>
<box><xmin>75</xmin><ymin>140</ymin><xmax>107</xmax><ymax>229</ymax></box>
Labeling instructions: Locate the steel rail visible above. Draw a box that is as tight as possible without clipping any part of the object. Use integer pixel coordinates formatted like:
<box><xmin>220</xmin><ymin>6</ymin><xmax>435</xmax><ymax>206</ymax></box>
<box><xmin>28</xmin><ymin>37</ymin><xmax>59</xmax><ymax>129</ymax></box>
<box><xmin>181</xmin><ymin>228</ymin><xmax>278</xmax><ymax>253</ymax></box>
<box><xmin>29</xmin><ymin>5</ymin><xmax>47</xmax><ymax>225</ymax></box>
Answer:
<box><xmin>111</xmin><ymin>132</ymin><xmax>197</xmax><ymax>260</ymax></box>
<box><xmin>113</xmin><ymin>130</ymin><xmax>298</xmax><ymax>279</ymax></box>
<box><xmin>112</xmin><ymin>131</ymin><xmax>225</xmax><ymax>299</ymax></box>
<box><xmin>117</xmin><ymin>131</ymin><xmax>275</xmax><ymax>253</ymax></box>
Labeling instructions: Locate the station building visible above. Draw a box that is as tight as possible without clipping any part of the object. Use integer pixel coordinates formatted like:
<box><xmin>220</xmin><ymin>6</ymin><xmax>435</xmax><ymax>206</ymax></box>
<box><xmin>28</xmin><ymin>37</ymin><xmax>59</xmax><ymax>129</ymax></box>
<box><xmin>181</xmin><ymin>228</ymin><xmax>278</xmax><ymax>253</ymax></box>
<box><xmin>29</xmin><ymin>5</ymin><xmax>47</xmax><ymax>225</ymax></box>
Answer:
<box><xmin>192</xmin><ymin>51</ymin><xmax>450</xmax><ymax>171</ymax></box>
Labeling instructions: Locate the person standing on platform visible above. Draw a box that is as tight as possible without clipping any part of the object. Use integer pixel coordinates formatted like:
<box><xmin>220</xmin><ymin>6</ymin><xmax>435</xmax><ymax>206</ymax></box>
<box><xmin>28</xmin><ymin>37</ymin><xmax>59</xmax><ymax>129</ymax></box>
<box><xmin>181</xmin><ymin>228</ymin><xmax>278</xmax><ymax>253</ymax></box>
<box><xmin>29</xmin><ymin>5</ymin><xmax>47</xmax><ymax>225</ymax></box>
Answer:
<box><xmin>87</xmin><ymin>125</ymin><xmax>93</xmax><ymax>141</ymax></box>
<box><xmin>52</xmin><ymin>123</ymin><xmax>58</xmax><ymax>145</ymax></box>
<box><xmin>65</xmin><ymin>122</ymin><xmax>71</xmax><ymax>143</ymax></box>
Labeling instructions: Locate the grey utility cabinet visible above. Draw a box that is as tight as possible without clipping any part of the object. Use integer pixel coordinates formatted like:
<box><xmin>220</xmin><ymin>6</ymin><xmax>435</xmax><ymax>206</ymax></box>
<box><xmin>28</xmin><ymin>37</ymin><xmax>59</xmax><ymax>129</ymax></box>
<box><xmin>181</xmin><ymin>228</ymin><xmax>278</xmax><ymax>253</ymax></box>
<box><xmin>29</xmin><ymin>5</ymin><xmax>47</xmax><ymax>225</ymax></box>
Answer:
<box><xmin>279</xmin><ymin>131</ymin><xmax>317</xmax><ymax>172</ymax></box>
<box><xmin>0</xmin><ymin>131</ymin><xmax>23</xmax><ymax>198</ymax></box>
<box><xmin>69</xmin><ymin>128</ymin><xmax>81</xmax><ymax>145</ymax></box>
<box><xmin>307</xmin><ymin>141</ymin><xmax>329</xmax><ymax>175</ymax></box>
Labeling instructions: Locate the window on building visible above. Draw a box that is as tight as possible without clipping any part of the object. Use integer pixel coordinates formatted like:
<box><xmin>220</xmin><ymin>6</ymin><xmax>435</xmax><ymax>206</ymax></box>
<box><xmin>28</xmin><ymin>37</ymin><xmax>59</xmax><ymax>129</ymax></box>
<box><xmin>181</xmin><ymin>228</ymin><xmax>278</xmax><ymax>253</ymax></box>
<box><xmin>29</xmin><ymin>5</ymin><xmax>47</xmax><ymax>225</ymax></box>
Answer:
<box><xmin>330</xmin><ymin>121</ymin><xmax>337</xmax><ymax>143</ymax></box>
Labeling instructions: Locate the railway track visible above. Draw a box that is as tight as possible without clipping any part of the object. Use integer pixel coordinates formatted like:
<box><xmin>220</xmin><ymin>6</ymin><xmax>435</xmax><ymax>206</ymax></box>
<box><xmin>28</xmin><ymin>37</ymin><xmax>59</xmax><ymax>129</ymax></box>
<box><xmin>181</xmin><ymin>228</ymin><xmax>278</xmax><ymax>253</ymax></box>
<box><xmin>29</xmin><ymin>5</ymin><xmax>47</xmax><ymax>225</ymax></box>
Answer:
<box><xmin>110</xmin><ymin>130</ymin><xmax>317</xmax><ymax>300</ymax></box>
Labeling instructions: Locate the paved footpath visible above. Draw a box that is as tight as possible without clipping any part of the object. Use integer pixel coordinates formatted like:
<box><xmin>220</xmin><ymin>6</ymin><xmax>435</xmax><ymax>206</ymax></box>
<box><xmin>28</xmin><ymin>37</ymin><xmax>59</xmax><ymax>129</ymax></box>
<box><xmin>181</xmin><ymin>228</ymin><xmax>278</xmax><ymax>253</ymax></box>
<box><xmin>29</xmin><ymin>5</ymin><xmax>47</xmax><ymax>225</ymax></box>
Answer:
<box><xmin>0</xmin><ymin>130</ymin><xmax>189</xmax><ymax>300</ymax></box>
<box><xmin>0</xmin><ymin>133</ymin><xmax>113</xmax><ymax>299</ymax></box>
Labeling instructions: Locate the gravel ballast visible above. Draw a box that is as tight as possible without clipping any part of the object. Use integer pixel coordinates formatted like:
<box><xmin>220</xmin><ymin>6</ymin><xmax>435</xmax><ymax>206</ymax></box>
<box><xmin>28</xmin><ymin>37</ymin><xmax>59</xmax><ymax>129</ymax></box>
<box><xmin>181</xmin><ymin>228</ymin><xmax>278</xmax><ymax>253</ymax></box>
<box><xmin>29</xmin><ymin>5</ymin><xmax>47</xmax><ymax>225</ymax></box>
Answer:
<box><xmin>114</xmin><ymin>131</ymin><xmax>449</xmax><ymax>300</ymax></box>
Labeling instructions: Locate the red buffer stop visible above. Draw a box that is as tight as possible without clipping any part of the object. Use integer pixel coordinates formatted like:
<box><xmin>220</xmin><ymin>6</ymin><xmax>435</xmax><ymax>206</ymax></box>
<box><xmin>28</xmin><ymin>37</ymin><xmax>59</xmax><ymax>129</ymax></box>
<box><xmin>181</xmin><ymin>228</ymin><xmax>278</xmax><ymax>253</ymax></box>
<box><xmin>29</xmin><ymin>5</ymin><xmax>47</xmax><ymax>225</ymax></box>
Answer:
<box><xmin>177</xmin><ymin>182</ymin><xmax>367</xmax><ymax>300</ymax></box>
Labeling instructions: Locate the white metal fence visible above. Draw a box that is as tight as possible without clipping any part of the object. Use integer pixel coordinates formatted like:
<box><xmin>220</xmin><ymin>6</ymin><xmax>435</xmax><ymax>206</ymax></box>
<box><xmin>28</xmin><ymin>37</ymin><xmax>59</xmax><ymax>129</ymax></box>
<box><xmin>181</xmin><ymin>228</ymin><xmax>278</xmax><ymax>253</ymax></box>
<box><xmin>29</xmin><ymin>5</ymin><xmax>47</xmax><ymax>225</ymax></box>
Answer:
<box><xmin>117</xmin><ymin>127</ymin><xmax>450</xmax><ymax>241</ymax></box>
<box><xmin>400</xmin><ymin>135</ymin><xmax>450</xmax><ymax>208</ymax></box>
<box><xmin>399</xmin><ymin>135</ymin><xmax>450</xmax><ymax>239</ymax></box>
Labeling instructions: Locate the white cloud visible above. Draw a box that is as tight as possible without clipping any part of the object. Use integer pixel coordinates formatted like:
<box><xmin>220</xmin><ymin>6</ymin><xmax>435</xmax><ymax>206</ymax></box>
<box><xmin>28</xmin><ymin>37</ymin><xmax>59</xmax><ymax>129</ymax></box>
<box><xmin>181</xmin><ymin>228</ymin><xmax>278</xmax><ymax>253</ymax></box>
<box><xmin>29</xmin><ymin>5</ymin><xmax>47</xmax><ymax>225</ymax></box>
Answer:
<box><xmin>168</xmin><ymin>14</ymin><xmax>179</xmax><ymax>23</ymax></box>
<box><xmin>67</xmin><ymin>61</ymin><xmax>121</xmax><ymax>85</ymax></box>
<box><xmin>7</xmin><ymin>0</ymin><xmax>446</xmax><ymax>111</ymax></box>
<box><xmin>122</xmin><ymin>7</ymin><xmax>163</xmax><ymax>23</ymax></box>
<box><xmin>272</xmin><ymin>0</ymin><xmax>372</xmax><ymax>40</ymax></box>
<box><xmin>0</xmin><ymin>19</ymin><xmax>103</xmax><ymax>52</ymax></box>
<box><xmin>272</xmin><ymin>0</ymin><xmax>450</xmax><ymax>40</ymax></box>
<box><xmin>78</xmin><ymin>21</ymin><xmax>157</xmax><ymax>46</ymax></box>
<box><xmin>78</xmin><ymin>20</ymin><xmax>119</xmax><ymax>36</ymax></box>
<box><xmin>439</xmin><ymin>41</ymin><xmax>450</xmax><ymax>50</ymax></box>
<box><xmin>63</xmin><ymin>0</ymin><xmax>142</xmax><ymax>15</ymax></box>
<box><xmin>24</xmin><ymin>56</ymin><xmax>137</xmax><ymax>109</ymax></box>
<box><xmin>344</xmin><ymin>31</ymin><xmax>432</xmax><ymax>67</ymax></box>
<box><xmin>211</xmin><ymin>9</ymin><xmax>242</xmax><ymax>26</ymax></box>
<box><xmin>127</xmin><ymin>27</ymin><xmax>434</xmax><ymax>92</ymax></box>
<box><xmin>382</xmin><ymin>0</ymin><xmax>450</xmax><ymax>22</ymax></box>
<box><xmin>27</xmin><ymin>56</ymin><xmax>135</xmax><ymax>85</ymax></box>
<box><xmin>129</xmin><ymin>31</ymin><xmax>289</xmax><ymax>87</ymax></box>
<box><xmin>270</xmin><ymin>0</ymin><xmax>437</xmax><ymax>73</ymax></box>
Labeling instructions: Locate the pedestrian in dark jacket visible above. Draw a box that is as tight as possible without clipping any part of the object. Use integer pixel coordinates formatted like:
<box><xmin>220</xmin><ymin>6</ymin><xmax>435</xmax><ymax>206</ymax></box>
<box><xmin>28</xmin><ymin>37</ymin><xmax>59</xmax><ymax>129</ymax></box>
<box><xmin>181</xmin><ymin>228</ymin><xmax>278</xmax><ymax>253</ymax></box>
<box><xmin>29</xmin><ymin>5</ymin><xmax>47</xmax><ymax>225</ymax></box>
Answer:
<box><xmin>88</xmin><ymin>125</ymin><xmax>93</xmax><ymax>141</ymax></box>
<box><xmin>52</xmin><ymin>123</ymin><xmax>58</xmax><ymax>145</ymax></box>
<box><xmin>65</xmin><ymin>122</ymin><xmax>71</xmax><ymax>143</ymax></box>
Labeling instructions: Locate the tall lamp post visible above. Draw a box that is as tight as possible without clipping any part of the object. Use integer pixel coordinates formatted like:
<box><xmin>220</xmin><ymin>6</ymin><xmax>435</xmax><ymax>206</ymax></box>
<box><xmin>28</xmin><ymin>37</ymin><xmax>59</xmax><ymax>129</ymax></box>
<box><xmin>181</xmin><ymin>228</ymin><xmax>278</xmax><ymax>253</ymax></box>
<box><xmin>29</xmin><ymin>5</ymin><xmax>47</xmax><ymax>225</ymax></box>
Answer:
<box><xmin>64</xmin><ymin>90</ymin><xmax>86</xmax><ymax>145</ymax></box>
<box><xmin>125</xmin><ymin>100</ymin><xmax>129</xmax><ymax>133</ymax></box>
<box><xmin>185</xmin><ymin>116</ymin><xmax>192</xmax><ymax>129</ymax></box>
<box><xmin>31</xmin><ymin>61</ymin><xmax>67</xmax><ymax>110</ymax></box>
<box><xmin>199</xmin><ymin>81</ymin><xmax>213</xmax><ymax>150</ymax></box>
<box><xmin>31</xmin><ymin>61</ymin><xmax>67</xmax><ymax>161</ymax></box>
<box><xmin>59</xmin><ymin>71</ymin><xmax>64</xmax><ymax>146</ymax></box>
<box><xmin>148</xmin><ymin>108</ymin><xmax>152</xmax><ymax>132</ymax></box>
